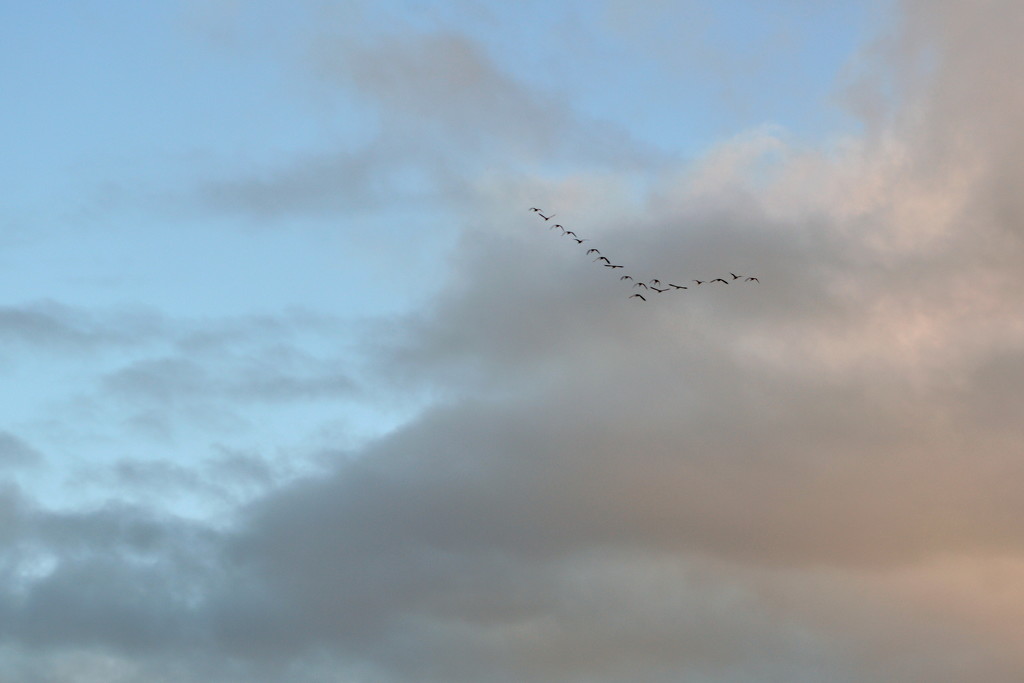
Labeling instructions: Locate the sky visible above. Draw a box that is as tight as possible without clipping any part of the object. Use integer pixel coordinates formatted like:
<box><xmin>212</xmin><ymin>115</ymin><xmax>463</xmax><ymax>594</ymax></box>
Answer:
<box><xmin>3</xmin><ymin>0</ymin><xmax>1024</xmax><ymax>680</ymax></box>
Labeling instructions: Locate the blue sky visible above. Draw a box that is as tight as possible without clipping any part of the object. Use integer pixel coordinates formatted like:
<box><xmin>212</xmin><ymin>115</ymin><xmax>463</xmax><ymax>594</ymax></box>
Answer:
<box><xmin>2</xmin><ymin>0</ymin><xmax>871</xmax><ymax>386</ymax></box>
<box><xmin>1</xmin><ymin>0</ymin><xmax>874</xmax><ymax>511</ymax></box>
<box><xmin>5</xmin><ymin>1</ymin><xmax>1024</xmax><ymax>681</ymax></box>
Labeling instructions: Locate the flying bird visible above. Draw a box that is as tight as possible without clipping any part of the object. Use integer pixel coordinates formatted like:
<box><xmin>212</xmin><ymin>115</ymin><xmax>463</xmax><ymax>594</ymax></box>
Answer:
<box><xmin>526</xmin><ymin>206</ymin><xmax>760</xmax><ymax>301</ymax></box>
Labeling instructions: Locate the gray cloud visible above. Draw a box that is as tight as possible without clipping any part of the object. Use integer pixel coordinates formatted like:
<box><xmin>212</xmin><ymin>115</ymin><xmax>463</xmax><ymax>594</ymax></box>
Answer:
<box><xmin>102</xmin><ymin>351</ymin><xmax>356</xmax><ymax>405</ymax></box>
<box><xmin>6</xmin><ymin>0</ymin><xmax>1024</xmax><ymax>681</ymax></box>
<box><xmin>0</xmin><ymin>301</ymin><xmax>163</xmax><ymax>354</ymax></box>
<box><xmin>198</xmin><ymin>24</ymin><xmax>662</xmax><ymax>221</ymax></box>
<box><xmin>0</xmin><ymin>433</ymin><xmax>44</xmax><ymax>468</ymax></box>
<box><xmin>6</xmin><ymin>305</ymin><xmax>364</xmax><ymax>443</ymax></box>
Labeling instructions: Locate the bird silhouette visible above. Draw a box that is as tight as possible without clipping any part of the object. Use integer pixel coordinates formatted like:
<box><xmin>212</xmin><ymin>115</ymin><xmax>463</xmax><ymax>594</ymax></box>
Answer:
<box><xmin>527</xmin><ymin>205</ymin><xmax>760</xmax><ymax>302</ymax></box>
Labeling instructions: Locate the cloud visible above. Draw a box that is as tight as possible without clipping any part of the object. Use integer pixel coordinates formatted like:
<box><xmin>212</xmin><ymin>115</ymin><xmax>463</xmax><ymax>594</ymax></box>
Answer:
<box><xmin>0</xmin><ymin>301</ymin><xmax>163</xmax><ymax>354</ymax></box>
<box><xmin>188</xmin><ymin>1</ymin><xmax>1024</xmax><ymax>676</ymax></box>
<box><xmin>197</xmin><ymin>23</ymin><xmax>661</xmax><ymax>220</ymax></box>
<box><xmin>6</xmin><ymin>0</ymin><xmax>1024</xmax><ymax>681</ymax></box>
<box><xmin>0</xmin><ymin>433</ymin><xmax>44</xmax><ymax>468</ymax></box>
<box><xmin>102</xmin><ymin>350</ymin><xmax>357</xmax><ymax>405</ymax></box>
<box><xmin>12</xmin><ymin>305</ymin><xmax>363</xmax><ymax>439</ymax></box>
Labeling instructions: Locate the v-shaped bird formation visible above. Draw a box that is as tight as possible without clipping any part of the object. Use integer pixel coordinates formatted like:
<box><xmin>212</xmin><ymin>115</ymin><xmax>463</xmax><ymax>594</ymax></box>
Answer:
<box><xmin>529</xmin><ymin>207</ymin><xmax>759</xmax><ymax>301</ymax></box>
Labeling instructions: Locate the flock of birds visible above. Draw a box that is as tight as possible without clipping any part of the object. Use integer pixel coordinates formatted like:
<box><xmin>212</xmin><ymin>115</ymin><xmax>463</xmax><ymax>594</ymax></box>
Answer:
<box><xmin>529</xmin><ymin>207</ymin><xmax>759</xmax><ymax>301</ymax></box>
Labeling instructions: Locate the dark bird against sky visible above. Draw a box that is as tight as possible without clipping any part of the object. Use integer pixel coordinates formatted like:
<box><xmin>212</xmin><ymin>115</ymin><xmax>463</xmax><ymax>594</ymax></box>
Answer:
<box><xmin>530</xmin><ymin>207</ymin><xmax>761</xmax><ymax>301</ymax></box>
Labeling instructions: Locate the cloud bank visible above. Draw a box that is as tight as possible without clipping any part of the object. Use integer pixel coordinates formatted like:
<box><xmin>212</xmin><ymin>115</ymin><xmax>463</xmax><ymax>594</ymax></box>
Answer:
<box><xmin>4</xmin><ymin>1</ymin><xmax>1024</xmax><ymax>681</ymax></box>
